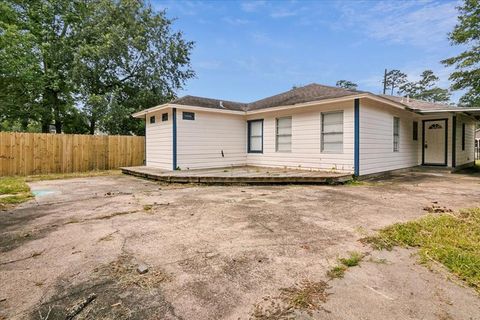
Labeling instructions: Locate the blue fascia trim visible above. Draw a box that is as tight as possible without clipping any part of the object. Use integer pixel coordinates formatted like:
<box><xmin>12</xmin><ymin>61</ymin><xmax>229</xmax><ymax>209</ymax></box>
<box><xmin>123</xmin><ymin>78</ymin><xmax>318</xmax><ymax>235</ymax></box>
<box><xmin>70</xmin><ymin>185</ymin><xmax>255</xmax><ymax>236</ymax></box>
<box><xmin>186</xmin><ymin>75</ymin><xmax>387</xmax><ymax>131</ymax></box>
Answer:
<box><xmin>172</xmin><ymin>108</ymin><xmax>177</xmax><ymax>170</ymax></box>
<box><xmin>354</xmin><ymin>99</ymin><xmax>360</xmax><ymax>176</ymax></box>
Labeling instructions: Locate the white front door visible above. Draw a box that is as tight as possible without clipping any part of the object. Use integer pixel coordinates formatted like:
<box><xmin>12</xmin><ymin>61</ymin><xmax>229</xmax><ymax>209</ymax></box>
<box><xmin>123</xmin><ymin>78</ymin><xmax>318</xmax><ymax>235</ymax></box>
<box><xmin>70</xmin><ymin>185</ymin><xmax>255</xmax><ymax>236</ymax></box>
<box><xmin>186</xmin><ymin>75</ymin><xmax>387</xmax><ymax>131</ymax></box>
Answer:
<box><xmin>424</xmin><ymin>120</ymin><xmax>447</xmax><ymax>165</ymax></box>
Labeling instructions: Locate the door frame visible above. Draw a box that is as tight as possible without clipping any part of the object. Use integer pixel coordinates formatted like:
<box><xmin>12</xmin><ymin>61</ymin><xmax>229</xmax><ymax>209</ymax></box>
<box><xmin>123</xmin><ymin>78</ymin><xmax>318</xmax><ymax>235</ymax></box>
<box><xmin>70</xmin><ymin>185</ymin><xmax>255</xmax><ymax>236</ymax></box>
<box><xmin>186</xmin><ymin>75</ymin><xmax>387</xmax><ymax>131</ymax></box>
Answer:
<box><xmin>422</xmin><ymin>118</ymin><xmax>448</xmax><ymax>166</ymax></box>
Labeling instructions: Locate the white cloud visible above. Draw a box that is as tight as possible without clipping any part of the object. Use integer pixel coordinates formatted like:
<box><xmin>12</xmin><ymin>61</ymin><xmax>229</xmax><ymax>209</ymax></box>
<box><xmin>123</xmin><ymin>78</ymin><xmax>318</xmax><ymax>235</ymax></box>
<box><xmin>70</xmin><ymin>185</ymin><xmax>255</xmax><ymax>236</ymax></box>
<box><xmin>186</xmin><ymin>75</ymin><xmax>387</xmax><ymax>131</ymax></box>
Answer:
<box><xmin>336</xmin><ymin>1</ymin><xmax>459</xmax><ymax>48</ymax></box>
<box><xmin>241</xmin><ymin>1</ymin><xmax>267</xmax><ymax>12</ymax></box>
<box><xmin>251</xmin><ymin>32</ymin><xmax>292</xmax><ymax>49</ymax></box>
<box><xmin>222</xmin><ymin>17</ymin><xmax>251</xmax><ymax>25</ymax></box>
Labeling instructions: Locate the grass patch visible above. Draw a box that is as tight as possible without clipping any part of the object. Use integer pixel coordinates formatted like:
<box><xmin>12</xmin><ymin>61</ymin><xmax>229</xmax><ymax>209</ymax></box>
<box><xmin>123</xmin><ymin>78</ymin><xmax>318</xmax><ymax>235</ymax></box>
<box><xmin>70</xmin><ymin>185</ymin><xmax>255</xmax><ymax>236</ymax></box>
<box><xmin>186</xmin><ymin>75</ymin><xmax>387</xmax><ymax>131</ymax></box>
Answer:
<box><xmin>25</xmin><ymin>169</ymin><xmax>121</xmax><ymax>182</ymax></box>
<box><xmin>363</xmin><ymin>208</ymin><xmax>480</xmax><ymax>292</ymax></box>
<box><xmin>251</xmin><ymin>280</ymin><xmax>330</xmax><ymax>319</ymax></box>
<box><xmin>339</xmin><ymin>251</ymin><xmax>363</xmax><ymax>267</ymax></box>
<box><xmin>327</xmin><ymin>251</ymin><xmax>364</xmax><ymax>279</ymax></box>
<box><xmin>280</xmin><ymin>280</ymin><xmax>330</xmax><ymax>311</ymax></box>
<box><xmin>344</xmin><ymin>179</ymin><xmax>380</xmax><ymax>187</ymax></box>
<box><xmin>327</xmin><ymin>265</ymin><xmax>347</xmax><ymax>279</ymax></box>
<box><xmin>0</xmin><ymin>177</ymin><xmax>33</xmax><ymax>208</ymax></box>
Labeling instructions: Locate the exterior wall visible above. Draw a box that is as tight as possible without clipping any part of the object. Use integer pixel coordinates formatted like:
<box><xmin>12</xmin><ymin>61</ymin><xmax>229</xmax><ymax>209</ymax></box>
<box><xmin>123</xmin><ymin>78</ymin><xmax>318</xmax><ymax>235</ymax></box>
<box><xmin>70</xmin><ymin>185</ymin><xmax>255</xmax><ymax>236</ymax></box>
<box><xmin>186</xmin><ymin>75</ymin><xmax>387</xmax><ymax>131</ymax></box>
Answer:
<box><xmin>418</xmin><ymin>114</ymin><xmax>453</xmax><ymax>167</ymax></box>
<box><xmin>454</xmin><ymin>114</ymin><xmax>476</xmax><ymax>166</ymax></box>
<box><xmin>145</xmin><ymin>109</ymin><xmax>172</xmax><ymax>170</ymax></box>
<box><xmin>176</xmin><ymin>109</ymin><xmax>246</xmax><ymax>170</ymax></box>
<box><xmin>359</xmin><ymin>99</ymin><xmax>419</xmax><ymax>175</ymax></box>
<box><xmin>245</xmin><ymin>101</ymin><xmax>355</xmax><ymax>173</ymax></box>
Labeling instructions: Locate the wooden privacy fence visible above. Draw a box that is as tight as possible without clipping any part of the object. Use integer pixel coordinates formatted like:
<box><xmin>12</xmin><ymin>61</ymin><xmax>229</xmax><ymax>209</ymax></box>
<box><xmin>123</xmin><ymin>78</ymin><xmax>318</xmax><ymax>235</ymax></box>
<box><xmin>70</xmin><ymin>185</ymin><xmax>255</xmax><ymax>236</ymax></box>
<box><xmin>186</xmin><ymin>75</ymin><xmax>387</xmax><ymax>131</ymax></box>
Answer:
<box><xmin>0</xmin><ymin>132</ymin><xmax>145</xmax><ymax>176</ymax></box>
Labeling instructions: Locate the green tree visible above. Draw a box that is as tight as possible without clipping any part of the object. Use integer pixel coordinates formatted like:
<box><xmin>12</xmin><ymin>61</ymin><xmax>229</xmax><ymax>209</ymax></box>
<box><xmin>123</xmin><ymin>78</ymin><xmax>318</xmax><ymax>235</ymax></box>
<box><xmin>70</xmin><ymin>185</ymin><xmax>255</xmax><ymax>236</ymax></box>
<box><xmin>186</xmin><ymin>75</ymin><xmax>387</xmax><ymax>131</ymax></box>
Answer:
<box><xmin>73</xmin><ymin>0</ymin><xmax>194</xmax><ymax>134</ymax></box>
<box><xmin>0</xmin><ymin>0</ymin><xmax>85</xmax><ymax>133</ymax></box>
<box><xmin>399</xmin><ymin>70</ymin><xmax>451</xmax><ymax>103</ymax></box>
<box><xmin>441</xmin><ymin>0</ymin><xmax>479</xmax><ymax>107</ymax></box>
<box><xmin>0</xmin><ymin>0</ymin><xmax>194</xmax><ymax>135</ymax></box>
<box><xmin>336</xmin><ymin>80</ymin><xmax>358</xmax><ymax>90</ymax></box>
<box><xmin>383</xmin><ymin>70</ymin><xmax>408</xmax><ymax>95</ymax></box>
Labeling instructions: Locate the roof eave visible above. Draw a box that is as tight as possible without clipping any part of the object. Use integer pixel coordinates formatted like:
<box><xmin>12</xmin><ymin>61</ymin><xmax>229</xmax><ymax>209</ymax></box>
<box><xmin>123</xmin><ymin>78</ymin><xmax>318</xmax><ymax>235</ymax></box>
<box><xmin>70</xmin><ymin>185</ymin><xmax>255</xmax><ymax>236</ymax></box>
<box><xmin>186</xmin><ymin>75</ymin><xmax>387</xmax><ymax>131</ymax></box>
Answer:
<box><xmin>132</xmin><ymin>103</ymin><xmax>245</xmax><ymax>118</ymax></box>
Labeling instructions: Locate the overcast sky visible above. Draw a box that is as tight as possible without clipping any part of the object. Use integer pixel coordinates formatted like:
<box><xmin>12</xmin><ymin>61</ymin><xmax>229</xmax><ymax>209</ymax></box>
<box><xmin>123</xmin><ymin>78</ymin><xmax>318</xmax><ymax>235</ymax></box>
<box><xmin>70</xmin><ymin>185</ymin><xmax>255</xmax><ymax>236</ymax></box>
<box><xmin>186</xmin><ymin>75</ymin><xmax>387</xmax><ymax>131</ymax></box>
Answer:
<box><xmin>152</xmin><ymin>0</ymin><xmax>463</xmax><ymax>102</ymax></box>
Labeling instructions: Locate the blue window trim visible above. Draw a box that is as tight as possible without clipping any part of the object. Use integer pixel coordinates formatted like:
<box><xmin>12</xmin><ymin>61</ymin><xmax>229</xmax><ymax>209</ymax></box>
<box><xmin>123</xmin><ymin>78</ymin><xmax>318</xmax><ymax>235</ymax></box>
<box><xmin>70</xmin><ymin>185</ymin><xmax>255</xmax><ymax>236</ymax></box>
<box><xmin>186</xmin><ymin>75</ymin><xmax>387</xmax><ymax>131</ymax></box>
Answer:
<box><xmin>354</xmin><ymin>99</ymin><xmax>360</xmax><ymax>177</ymax></box>
<box><xmin>247</xmin><ymin>119</ymin><xmax>263</xmax><ymax>153</ymax></box>
<box><xmin>172</xmin><ymin>108</ymin><xmax>177</xmax><ymax>170</ymax></box>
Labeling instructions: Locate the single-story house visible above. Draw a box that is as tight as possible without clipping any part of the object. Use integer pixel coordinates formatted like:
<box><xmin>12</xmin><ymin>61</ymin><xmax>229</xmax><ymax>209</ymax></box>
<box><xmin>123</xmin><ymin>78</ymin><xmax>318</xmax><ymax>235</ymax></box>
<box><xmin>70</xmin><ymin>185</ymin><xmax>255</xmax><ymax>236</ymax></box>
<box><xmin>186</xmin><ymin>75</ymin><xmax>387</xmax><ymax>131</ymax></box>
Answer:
<box><xmin>132</xmin><ymin>84</ymin><xmax>480</xmax><ymax>176</ymax></box>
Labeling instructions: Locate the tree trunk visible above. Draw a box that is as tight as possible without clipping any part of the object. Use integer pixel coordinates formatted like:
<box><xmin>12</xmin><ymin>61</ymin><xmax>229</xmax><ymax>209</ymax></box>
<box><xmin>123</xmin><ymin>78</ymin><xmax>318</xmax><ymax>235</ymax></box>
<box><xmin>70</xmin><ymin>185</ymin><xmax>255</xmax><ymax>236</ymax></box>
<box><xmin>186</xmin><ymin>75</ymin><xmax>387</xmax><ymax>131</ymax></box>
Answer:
<box><xmin>89</xmin><ymin>118</ymin><xmax>96</xmax><ymax>135</ymax></box>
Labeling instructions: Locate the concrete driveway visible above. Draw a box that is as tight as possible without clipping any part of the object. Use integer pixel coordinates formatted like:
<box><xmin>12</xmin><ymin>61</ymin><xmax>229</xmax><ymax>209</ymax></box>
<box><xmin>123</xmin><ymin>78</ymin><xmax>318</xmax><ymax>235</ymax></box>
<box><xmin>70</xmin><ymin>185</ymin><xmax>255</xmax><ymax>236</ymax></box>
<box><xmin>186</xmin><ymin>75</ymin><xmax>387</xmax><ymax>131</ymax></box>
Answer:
<box><xmin>1</xmin><ymin>171</ymin><xmax>479</xmax><ymax>319</ymax></box>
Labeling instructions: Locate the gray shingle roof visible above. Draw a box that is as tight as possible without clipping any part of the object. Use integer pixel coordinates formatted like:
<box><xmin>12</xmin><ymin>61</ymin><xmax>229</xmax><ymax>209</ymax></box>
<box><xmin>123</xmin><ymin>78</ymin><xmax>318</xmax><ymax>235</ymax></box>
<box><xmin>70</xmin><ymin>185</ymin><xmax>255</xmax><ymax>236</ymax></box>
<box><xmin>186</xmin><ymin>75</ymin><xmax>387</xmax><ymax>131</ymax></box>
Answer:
<box><xmin>379</xmin><ymin>95</ymin><xmax>459</xmax><ymax>111</ymax></box>
<box><xmin>172</xmin><ymin>96</ymin><xmax>247</xmax><ymax>111</ymax></box>
<box><xmin>246</xmin><ymin>83</ymin><xmax>362</xmax><ymax>111</ymax></box>
<box><xmin>169</xmin><ymin>84</ymin><xmax>476</xmax><ymax>114</ymax></box>
<box><xmin>171</xmin><ymin>83</ymin><xmax>363</xmax><ymax>112</ymax></box>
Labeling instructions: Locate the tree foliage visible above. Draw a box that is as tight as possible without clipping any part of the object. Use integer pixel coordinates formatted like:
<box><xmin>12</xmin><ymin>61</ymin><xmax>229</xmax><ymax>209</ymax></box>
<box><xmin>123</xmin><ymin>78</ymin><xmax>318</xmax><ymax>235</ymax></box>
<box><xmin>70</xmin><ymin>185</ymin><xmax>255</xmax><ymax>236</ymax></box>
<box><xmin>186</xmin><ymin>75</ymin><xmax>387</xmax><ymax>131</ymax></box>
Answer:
<box><xmin>442</xmin><ymin>0</ymin><xmax>479</xmax><ymax>107</ymax></box>
<box><xmin>0</xmin><ymin>0</ymin><xmax>194</xmax><ymax>134</ymax></box>
<box><xmin>383</xmin><ymin>70</ymin><xmax>408</xmax><ymax>95</ymax></box>
<box><xmin>336</xmin><ymin>80</ymin><xmax>358</xmax><ymax>90</ymax></box>
<box><xmin>399</xmin><ymin>70</ymin><xmax>451</xmax><ymax>103</ymax></box>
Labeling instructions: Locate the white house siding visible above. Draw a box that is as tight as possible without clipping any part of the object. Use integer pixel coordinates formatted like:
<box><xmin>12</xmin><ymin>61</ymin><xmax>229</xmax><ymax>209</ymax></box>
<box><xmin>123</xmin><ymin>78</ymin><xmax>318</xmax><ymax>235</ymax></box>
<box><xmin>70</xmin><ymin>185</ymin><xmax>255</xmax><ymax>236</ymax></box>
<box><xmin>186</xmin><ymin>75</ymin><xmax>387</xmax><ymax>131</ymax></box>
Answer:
<box><xmin>245</xmin><ymin>101</ymin><xmax>355</xmax><ymax>173</ymax></box>
<box><xmin>145</xmin><ymin>109</ymin><xmax>172</xmax><ymax>170</ymax></box>
<box><xmin>454</xmin><ymin>114</ymin><xmax>476</xmax><ymax>167</ymax></box>
<box><xmin>176</xmin><ymin>109</ymin><xmax>246</xmax><ymax>170</ymax></box>
<box><xmin>359</xmin><ymin>99</ymin><xmax>419</xmax><ymax>175</ymax></box>
<box><xmin>417</xmin><ymin>114</ymin><xmax>453</xmax><ymax>167</ymax></box>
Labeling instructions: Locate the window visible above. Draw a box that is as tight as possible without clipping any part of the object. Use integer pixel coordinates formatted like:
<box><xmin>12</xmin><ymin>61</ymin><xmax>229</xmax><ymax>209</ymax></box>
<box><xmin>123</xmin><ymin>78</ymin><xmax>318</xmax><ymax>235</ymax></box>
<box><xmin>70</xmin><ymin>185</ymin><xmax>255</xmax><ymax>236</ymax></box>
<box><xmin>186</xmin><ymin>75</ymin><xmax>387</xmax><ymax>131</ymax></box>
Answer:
<box><xmin>182</xmin><ymin>112</ymin><xmax>195</xmax><ymax>120</ymax></box>
<box><xmin>149</xmin><ymin>116</ymin><xmax>155</xmax><ymax>124</ymax></box>
<box><xmin>276</xmin><ymin>117</ymin><xmax>292</xmax><ymax>152</ymax></box>
<box><xmin>462</xmin><ymin>123</ymin><xmax>466</xmax><ymax>151</ymax></box>
<box><xmin>248</xmin><ymin>119</ymin><xmax>263</xmax><ymax>153</ymax></box>
<box><xmin>393</xmin><ymin>117</ymin><xmax>400</xmax><ymax>152</ymax></box>
<box><xmin>162</xmin><ymin>113</ymin><xmax>168</xmax><ymax>121</ymax></box>
<box><xmin>413</xmin><ymin>121</ymin><xmax>418</xmax><ymax>141</ymax></box>
<box><xmin>321</xmin><ymin>111</ymin><xmax>343</xmax><ymax>153</ymax></box>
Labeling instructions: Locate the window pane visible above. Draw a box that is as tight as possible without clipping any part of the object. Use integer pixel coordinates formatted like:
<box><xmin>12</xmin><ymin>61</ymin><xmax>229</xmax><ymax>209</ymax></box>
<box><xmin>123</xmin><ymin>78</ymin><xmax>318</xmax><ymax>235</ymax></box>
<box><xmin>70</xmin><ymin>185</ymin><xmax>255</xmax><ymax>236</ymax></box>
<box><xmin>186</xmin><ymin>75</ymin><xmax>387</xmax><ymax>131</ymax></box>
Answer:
<box><xmin>250</xmin><ymin>121</ymin><xmax>262</xmax><ymax>136</ymax></box>
<box><xmin>322</xmin><ymin>111</ymin><xmax>343</xmax><ymax>153</ymax></box>
<box><xmin>249</xmin><ymin>120</ymin><xmax>263</xmax><ymax>152</ymax></box>
<box><xmin>276</xmin><ymin>117</ymin><xmax>292</xmax><ymax>152</ymax></box>
<box><xmin>323</xmin><ymin>112</ymin><xmax>343</xmax><ymax>124</ymax></box>
<box><xmin>250</xmin><ymin>136</ymin><xmax>262</xmax><ymax>151</ymax></box>
<box><xmin>323</xmin><ymin>123</ymin><xmax>343</xmax><ymax>133</ymax></box>
<box><xmin>277</xmin><ymin>117</ymin><xmax>291</xmax><ymax>128</ymax></box>
<box><xmin>393</xmin><ymin>117</ymin><xmax>400</xmax><ymax>152</ymax></box>
<box><xmin>323</xmin><ymin>133</ymin><xmax>343</xmax><ymax>143</ymax></box>
<box><xmin>276</xmin><ymin>135</ymin><xmax>291</xmax><ymax>144</ymax></box>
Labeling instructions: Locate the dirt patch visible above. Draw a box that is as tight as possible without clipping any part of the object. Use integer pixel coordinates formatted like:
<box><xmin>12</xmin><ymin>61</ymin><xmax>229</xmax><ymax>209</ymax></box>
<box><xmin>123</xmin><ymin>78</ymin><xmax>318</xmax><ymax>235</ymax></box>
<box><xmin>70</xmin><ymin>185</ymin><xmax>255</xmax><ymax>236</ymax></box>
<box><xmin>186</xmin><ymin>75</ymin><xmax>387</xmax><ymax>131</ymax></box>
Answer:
<box><xmin>33</xmin><ymin>255</ymin><xmax>173</xmax><ymax>320</ymax></box>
